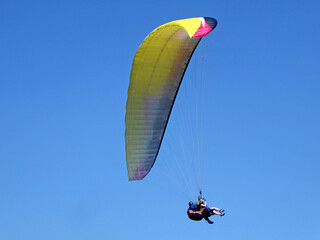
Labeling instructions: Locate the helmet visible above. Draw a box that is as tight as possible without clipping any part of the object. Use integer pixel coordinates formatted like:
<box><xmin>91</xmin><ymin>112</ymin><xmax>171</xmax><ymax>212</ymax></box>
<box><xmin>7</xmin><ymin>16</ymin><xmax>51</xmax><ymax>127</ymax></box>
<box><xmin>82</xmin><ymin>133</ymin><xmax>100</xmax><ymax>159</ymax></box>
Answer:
<box><xmin>189</xmin><ymin>201</ymin><xmax>193</xmax><ymax>206</ymax></box>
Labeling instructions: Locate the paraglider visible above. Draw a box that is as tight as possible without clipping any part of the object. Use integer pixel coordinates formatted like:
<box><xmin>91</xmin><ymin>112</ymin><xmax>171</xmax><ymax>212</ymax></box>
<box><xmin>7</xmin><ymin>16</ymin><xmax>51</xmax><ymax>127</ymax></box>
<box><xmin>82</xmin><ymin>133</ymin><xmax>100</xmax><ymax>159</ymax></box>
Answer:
<box><xmin>125</xmin><ymin>17</ymin><xmax>223</xmax><ymax>224</ymax></box>
<box><xmin>187</xmin><ymin>196</ymin><xmax>225</xmax><ymax>224</ymax></box>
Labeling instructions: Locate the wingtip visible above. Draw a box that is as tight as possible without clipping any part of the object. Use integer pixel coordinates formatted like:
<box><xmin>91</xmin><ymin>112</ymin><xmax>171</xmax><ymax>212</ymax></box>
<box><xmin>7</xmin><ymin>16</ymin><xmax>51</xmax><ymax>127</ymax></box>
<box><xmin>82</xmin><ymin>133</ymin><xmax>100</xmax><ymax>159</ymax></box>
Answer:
<box><xmin>204</xmin><ymin>17</ymin><xmax>218</xmax><ymax>30</ymax></box>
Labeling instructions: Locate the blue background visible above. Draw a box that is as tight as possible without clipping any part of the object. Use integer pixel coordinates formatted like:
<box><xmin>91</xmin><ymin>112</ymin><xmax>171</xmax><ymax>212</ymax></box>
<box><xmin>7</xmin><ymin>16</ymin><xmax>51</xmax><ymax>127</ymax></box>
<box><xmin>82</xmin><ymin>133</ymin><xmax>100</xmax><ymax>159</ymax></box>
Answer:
<box><xmin>1</xmin><ymin>0</ymin><xmax>319</xmax><ymax>239</ymax></box>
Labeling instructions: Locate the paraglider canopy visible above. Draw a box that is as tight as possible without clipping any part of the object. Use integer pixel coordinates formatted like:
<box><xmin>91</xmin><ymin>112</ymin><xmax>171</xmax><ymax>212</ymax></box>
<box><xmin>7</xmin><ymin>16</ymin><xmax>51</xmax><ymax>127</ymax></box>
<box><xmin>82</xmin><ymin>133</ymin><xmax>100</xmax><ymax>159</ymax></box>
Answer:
<box><xmin>125</xmin><ymin>17</ymin><xmax>217</xmax><ymax>181</ymax></box>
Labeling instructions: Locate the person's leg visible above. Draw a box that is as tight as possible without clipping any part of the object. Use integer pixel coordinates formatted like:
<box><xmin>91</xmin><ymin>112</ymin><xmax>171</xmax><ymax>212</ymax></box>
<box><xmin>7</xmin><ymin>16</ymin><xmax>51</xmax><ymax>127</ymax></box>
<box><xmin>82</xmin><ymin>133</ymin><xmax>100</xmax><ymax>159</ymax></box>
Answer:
<box><xmin>212</xmin><ymin>210</ymin><xmax>225</xmax><ymax>216</ymax></box>
<box><xmin>204</xmin><ymin>216</ymin><xmax>213</xmax><ymax>224</ymax></box>
<box><xmin>211</xmin><ymin>207</ymin><xmax>224</xmax><ymax>212</ymax></box>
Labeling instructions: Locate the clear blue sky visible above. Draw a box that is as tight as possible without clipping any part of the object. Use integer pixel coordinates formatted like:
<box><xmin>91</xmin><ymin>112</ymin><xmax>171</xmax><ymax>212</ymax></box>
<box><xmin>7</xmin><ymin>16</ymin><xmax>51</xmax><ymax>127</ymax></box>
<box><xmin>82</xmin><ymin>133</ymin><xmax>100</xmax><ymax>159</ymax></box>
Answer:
<box><xmin>1</xmin><ymin>0</ymin><xmax>320</xmax><ymax>239</ymax></box>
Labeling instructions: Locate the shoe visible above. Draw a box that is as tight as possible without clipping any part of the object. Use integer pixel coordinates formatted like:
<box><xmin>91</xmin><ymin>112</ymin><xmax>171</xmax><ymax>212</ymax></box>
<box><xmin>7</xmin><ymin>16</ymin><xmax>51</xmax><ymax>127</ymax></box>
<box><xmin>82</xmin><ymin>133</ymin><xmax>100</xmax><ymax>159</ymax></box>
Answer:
<box><xmin>220</xmin><ymin>213</ymin><xmax>225</xmax><ymax>216</ymax></box>
<box><xmin>219</xmin><ymin>209</ymin><xmax>225</xmax><ymax>213</ymax></box>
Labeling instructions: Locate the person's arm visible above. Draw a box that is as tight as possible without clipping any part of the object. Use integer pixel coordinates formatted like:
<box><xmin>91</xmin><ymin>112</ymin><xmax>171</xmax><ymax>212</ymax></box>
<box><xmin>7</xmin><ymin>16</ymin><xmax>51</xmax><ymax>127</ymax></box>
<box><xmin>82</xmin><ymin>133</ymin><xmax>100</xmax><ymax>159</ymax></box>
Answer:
<box><xmin>200</xmin><ymin>200</ymin><xmax>207</xmax><ymax>208</ymax></box>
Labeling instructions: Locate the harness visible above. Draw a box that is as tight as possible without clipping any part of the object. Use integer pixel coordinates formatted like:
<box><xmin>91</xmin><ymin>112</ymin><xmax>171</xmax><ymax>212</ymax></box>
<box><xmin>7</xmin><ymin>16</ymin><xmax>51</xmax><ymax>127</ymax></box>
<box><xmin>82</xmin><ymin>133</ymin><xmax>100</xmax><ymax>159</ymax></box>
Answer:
<box><xmin>187</xmin><ymin>207</ymin><xmax>205</xmax><ymax>221</ymax></box>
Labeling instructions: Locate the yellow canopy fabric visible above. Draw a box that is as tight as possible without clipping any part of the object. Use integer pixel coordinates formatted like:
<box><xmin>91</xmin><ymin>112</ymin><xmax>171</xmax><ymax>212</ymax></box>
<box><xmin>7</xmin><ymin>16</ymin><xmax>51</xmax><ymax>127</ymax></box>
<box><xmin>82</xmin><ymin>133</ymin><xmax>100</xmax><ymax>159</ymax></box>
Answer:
<box><xmin>125</xmin><ymin>17</ymin><xmax>217</xmax><ymax>180</ymax></box>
